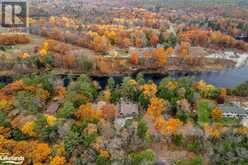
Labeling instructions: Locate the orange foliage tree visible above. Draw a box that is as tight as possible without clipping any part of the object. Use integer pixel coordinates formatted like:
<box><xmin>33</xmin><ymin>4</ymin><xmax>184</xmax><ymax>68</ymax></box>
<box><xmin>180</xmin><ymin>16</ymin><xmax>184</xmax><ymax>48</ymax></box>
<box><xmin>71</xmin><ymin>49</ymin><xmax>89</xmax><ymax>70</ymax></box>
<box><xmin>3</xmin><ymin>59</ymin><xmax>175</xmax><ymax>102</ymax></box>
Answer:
<box><xmin>147</xmin><ymin>97</ymin><xmax>167</xmax><ymax>119</ymax></box>
<box><xmin>130</xmin><ymin>51</ymin><xmax>139</xmax><ymax>65</ymax></box>
<box><xmin>152</xmin><ymin>48</ymin><xmax>168</xmax><ymax>67</ymax></box>
<box><xmin>162</xmin><ymin>118</ymin><xmax>183</xmax><ymax>135</ymax></box>
<box><xmin>100</xmin><ymin>104</ymin><xmax>117</xmax><ymax>120</ymax></box>
<box><xmin>31</xmin><ymin>143</ymin><xmax>52</xmax><ymax>163</ymax></box>
<box><xmin>92</xmin><ymin>35</ymin><xmax>111</xmax><ymax>53</ymax></box>
<box><xmin>178</xmin><ymin>42</ymin><xmax>190</xmax><ymax>60</ymax></box>
<box><xmin>150</xmin><ymin>32</ymin><xmax>159</xmax><ymax>47</ymax></box>
<box><xmin>75</xmin><ymin>103</ymin><xmax>102</xmax><ymax>121</ymax></box>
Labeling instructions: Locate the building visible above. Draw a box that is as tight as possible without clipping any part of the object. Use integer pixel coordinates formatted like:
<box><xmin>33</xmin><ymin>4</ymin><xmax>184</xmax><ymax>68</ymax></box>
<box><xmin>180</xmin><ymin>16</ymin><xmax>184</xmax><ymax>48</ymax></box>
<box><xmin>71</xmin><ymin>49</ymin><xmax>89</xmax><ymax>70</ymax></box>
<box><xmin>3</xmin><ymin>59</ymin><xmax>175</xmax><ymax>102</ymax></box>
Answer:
<box><xmin>219</xmin><ymin>104</ymin><xmax>248</xmax><ymax>119</ymax></box>
<box><xmin>117</xmin><ymin>98</ymin><xmax>139</xmax><ymax>117</ymax></box>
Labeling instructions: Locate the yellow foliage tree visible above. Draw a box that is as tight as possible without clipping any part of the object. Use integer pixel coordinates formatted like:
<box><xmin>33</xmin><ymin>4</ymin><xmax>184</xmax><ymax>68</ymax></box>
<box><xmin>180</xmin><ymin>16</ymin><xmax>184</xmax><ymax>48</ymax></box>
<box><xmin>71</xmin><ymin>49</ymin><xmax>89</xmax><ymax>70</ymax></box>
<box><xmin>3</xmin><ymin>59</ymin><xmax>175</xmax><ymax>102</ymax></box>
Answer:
<box><xmin>31</xmin><ymin>143</ymin><xmax>52</xmax><ymax>163</ymax></box>
<box><xmin>147</xmin><ymin>97</ymin><xmax>167</xmax><ymax>119</ymax></box>
<box><xmin>50</xmin><ymin>156</ymin><xmax>66</xmax><ymax>165</ymax></box>
<box><xmin>99</xmin><ymin>89</ymin><xmax>112</xmax><ymax>102</ymax></box>
<box><xmin>45</xmin><ymin>115</ymin><xmax>57</xmax><ymax>126</ymax></box>
<box><xmin>100</xmin><ymin>149</ymin><xmax>110</xmax><ymax>158</ymax></box>
<box><xmin>143</xmin><ymin>83</ymin><xmax>157</xmax><ymax>98</ymax></box>
<box><xmin>154</xmin><ymin>117</ymin><xmax>166</xmax><ymax>131</ymax></box>
<box><xmin>211</xmin><ymin>107</ymin><xmax>223</xmax><ymax>121</ymax></box>
<box><xmin>162</xmin><ymin>118</ymin><xmax>183</xmax><ymax>135</ymax></box>
<box><xmin>19</xmin><ymin>52</ymin><xmax>30</xmax><ymax>60</ymax></box>
<box><xmin>21</xmin><ymin>121</ymin><xmax>36</xmax><ymax>136</ymax></box>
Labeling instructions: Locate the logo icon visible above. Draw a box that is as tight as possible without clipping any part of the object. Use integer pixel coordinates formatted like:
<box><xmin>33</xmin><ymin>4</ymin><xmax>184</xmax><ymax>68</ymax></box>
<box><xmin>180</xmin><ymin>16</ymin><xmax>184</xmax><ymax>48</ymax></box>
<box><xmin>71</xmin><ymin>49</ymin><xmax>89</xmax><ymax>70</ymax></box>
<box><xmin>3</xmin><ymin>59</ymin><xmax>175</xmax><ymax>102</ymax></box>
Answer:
<box><xmin>1</xmin><ymin>0</ymin><xmax>28</xmax><ymax>27</ymax></box>
<box><xmin>0</xmin><ymin>153</ymin><xmax>24</xmax><ymax>164</ymax></box>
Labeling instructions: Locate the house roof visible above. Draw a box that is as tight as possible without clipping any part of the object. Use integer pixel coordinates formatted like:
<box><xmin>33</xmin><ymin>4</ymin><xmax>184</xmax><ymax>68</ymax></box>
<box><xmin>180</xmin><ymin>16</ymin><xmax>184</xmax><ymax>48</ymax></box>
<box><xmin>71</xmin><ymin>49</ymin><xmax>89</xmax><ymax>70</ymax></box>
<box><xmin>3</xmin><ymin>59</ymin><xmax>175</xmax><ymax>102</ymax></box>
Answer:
<box><xmin>219</xmin><ymin>104</ymin><xmax>247</xmax><ymax>115</ymax></box>
<box><xmin>118</xmin><ymin>99</ymin><xmax>139</xmax><ymax>117</ymax></box>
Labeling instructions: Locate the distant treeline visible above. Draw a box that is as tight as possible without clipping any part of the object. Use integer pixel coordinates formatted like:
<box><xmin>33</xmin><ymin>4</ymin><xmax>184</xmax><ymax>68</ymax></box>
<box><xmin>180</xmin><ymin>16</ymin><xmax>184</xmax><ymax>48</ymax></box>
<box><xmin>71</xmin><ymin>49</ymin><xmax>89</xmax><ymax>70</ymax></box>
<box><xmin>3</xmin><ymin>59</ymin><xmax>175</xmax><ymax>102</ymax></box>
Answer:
<box><xmin>132</xmin><ymin>0</ymin><xmax>248</xmax><ymax>8</ymax></box>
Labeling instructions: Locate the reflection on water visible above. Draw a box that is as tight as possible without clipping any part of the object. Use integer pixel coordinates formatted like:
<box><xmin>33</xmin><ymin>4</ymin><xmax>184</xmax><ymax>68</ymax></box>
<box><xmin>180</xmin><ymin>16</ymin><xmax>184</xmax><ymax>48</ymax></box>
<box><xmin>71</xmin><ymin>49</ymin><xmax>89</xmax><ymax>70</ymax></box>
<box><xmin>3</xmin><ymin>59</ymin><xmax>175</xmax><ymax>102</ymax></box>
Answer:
<box><xmin>193</xmin><ymin>66</ymin><xmax>248</xmax><ymax>88</ymax></box>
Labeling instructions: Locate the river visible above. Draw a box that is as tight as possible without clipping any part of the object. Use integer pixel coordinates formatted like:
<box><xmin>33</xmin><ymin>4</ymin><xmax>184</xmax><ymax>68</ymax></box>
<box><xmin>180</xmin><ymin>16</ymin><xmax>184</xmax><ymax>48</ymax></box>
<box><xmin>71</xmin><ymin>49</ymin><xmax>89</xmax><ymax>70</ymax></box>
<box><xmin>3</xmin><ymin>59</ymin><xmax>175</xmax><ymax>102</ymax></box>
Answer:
<box><xmin>1</xmin><ymin>65</ymin><xmax>248</xmax><ymax>89</ymax></box>
<box><xmin>92</xmin><ymin>65</ymin><xmax>248</xmax><ymax>89</ymax></box>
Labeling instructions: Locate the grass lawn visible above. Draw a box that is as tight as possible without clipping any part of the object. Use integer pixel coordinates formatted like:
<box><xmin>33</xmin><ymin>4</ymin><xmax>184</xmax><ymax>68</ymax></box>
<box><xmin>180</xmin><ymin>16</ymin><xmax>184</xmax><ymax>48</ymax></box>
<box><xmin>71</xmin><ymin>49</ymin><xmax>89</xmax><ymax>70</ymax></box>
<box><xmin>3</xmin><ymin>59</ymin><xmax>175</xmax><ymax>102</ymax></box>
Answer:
<box><xmin>218</xmin><ymin>117</ymin><xmax>240</xmax><ymax>126</ymax></box>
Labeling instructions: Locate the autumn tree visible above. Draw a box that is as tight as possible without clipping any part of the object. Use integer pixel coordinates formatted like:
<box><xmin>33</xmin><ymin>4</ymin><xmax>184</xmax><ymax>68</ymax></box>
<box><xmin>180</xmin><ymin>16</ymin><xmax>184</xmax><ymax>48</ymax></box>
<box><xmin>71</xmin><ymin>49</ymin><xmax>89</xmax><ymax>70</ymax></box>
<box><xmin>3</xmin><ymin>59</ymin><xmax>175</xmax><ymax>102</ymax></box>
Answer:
<box><xmin>162</xmin><ymin>118</ymin><xmax>183</xmax><ymax>135</ymax></box>
<box><xmin>32</xmin><ymin>143</ymin><xmax>52</xmax><ymax>163</ymax></box>
<box><xmin>64</xmin><ymin>55</ymin><xmax>76</xmax><ymax>69</ymax></box>
<box><xmin>178</xmin><ymin>42</ymin><xmax>190</xmax><ymax>60</ymax></box>
<box><xmin>130</xmin><ymin>51</ymin><xmax>139</xmax><ymax>65</ymax></box>
<box><xmin>75</xmin><ymin>103</ymin><xmax>102</xmax><ymax>121</ymax></box>
<box><xmin>143</xmin><ymin>83</ymin><xmax>157</xmax><ymax>98</ymax></box>
<box><xmin>211</xmin><ymin>107</ymin><xmax>223</xmax><ymax>121</ymax></box>
<box><xmin>152</xmin><ymin>48</ymin><xmax>168</xmax><ymax>67</ymax></box>
<box><xmin>50</xmin><ymin>156</ymin><xmax>66</xmax><ymax>165</ymax></box>
<box><xmin>100</xmin><ymin>104</ymin><xmax>117</xmax><ymax>120</ymax></box>
<box><xmin>150</xmin><ymin>32</ymin><xmax>159</xmax><ymax>47</ymax></box>
<box><xmin>92</xmin><ymin>35</ymin><xmax>111</xmax><ymax>53</ymax></box>
<box><xmin>147</xmin><ymin>97</ymin><xmax>167</xmax><ymax>119</ymax></box>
